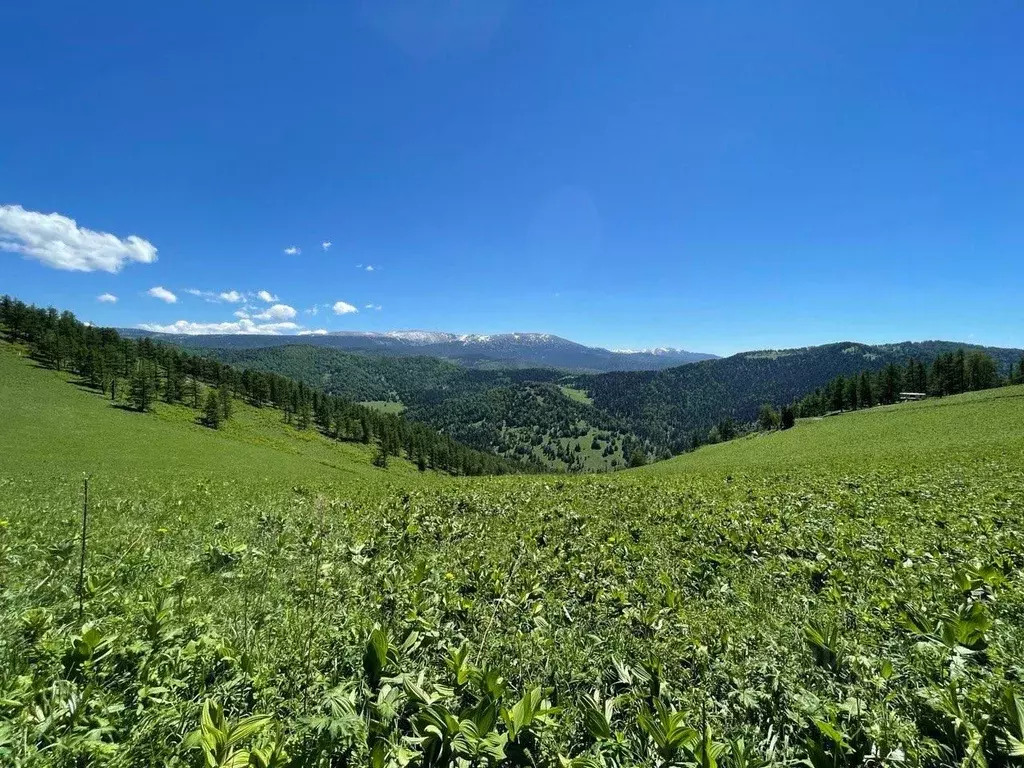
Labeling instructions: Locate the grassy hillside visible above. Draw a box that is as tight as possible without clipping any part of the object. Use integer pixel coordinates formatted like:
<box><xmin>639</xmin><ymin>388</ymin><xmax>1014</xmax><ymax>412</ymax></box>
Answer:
<box><xmin>4</xmin><ymin>343</ymin><xmax>1024</xmax><ymax>764</ymax></box>
<box><xmin>642</xmin><ymin>384</ymin><xmax>1024</xmax><ymax>475</ymax></box>
<box><xmin>0</xmin><ymin>341</ymin><xmax>430</xmax><ymax>491</ymax></box>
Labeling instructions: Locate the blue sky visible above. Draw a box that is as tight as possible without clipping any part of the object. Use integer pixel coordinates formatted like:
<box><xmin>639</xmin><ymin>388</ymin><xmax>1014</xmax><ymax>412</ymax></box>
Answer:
<box><xmin>2</xmin><ymin>1</ymin><xmax>1022</xmax><ymax>355</ymax></box>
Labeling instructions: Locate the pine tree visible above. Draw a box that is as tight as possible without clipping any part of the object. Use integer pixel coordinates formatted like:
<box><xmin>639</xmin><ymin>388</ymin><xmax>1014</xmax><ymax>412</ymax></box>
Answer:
<box><xmin>858</xmin><ymin>371</ymin><xmax>874</xmax><ymax>408</ymax></box>
<box><xmin>203</xmin><ymin>390</ymin><xmax>221</xmax><ymax>428</ymax></box>
<box><xmin>130</xmin><ymin>362</ymin><xmax>154</xmax><ymax>412</ymax></box>
<box><xmin>845</xmin><ymin>377</ymin><xmax>859</xmax><ymax>410</ymax></box>
<box><xmin>780</xmin><ymin>404</ymin><xmax>796</xmax><ymax>429</ymax></box>
<box><xmin>373</xmin><ymin>439</ymin><xmax>389</xmax><ymax>468</ymax></box>
<box><xmin>218</xmin><ymin>382</ymin><xmax>232</xmax><ymax>421</ymax></box>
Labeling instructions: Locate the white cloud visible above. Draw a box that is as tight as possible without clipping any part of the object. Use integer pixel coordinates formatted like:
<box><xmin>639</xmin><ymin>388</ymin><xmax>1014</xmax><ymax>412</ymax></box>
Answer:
<box><xmin>185</xmin><ymin>289</ymin><xmax>259</xmax><ymax>304</ymax></box>
<box><xmin>365</xmin><ymin>265</ymin><xmax>375</xmax><ymax>271</ymax></box>
<box><xmin>257</xmin><ymin>290</ymin><xmax>278</xmax><ymax>302</ymax></box>
<box><xmin>137</xmin><ymin>319</ymin><xmax>302</xmax><ymax>335</ymax></box>
<box><xmin>233</xmin><ymin>309</ymin><xmax>250</xmax><ymax>319</ymax></box>
<box><xmin>184</xmin><ymin>288</ymin><xmax>226</xmax><ymax>303</ymax></box>
<box><xmin>365</xmin><ymin>303</ymin><xmax>382</xmax><ymax>311</ymax></box>
<box><xmin>333</xmin><ymin>300</ymin><xmax>358</xmax><ymax>315</ymax></box>
<box><xmin>304</xmin><ymin>305</ymin><xmax>320</xmax><ymax>315</ymax></box>
<box><xmin>147</xmin><ymin>286</ymin><xmax>177</xmax><ymax>303</ymax></box>
<box><xmin>321</xmin><ymin>241</ymin><xmax>332</xmax><ymax>251</ymax></box>
<box><xmin>299</xmin><ymin>329</ymin><xmax>329</xmax><ymax>336</ymax></box>
<box><xmin>97</xmin><ymin>293</ymin><xmax>118</xmax><ymax>303</ymax></box>
<box><xmin>253</xmin><ymin>303</ymin><xmax>297</xmax><ymax>321</ymax></box>
<box><xmin>0</xmin><ymin>204</ymin><xmax>158</xmax><ymax>273</ymax></box>
<box><xmin>284</xmin><ymin>246</ymin><xmax>300</xmax><ymax>255</ymax></box>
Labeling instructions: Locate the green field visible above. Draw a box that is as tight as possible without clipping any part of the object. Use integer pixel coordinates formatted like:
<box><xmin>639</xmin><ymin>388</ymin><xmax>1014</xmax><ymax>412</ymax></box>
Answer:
<box><xmin>359</xmin><ymin>399</ymin><xmax>408</xmax><ymax>415</ymax></box>
<box><xmin>646</xmin><ymin>385</ymin><xmax>1024</xmax><ymax>474</ymax></box>
<box><xmin>3</xmin><ymin>348</ymin><xmax>1024</xmax><ymax>766</ymax></box>
<box><xmin>558</xmin><ymin>385</ymin><xmax>594</xmax><ymax>406</ymax></box>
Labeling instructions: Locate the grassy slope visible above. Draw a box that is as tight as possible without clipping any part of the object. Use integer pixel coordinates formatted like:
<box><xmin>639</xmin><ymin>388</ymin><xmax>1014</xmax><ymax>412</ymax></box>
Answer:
<box><xmin>0</xmin><ymin>341</ymin><xmax>431</xmax><ymax>491</ymax></box>
<box><xmin>641</xmin><ymin>384</ymin><xmax>1024</xmax><ymax>475</ymax></box>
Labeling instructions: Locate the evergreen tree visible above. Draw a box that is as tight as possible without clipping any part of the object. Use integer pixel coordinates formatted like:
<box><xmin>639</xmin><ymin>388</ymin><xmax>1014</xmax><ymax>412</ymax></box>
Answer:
<box><xmin>373</xmin><ymin>439</ymin><xmax>389</xmax><ymax>468</ymax></box>
<box><xmin>758</xmin><ymin>404</ymin><xmax>780</xmax><ymax>430</ymax></box>
<box><xmin>203</xmin><ymin>390</ymin><xmax>221</xmax><ymax>428</ymax></box>
<box><xmin>780</xmin><ymin>404</ymin><xmax>796</xmax><ymax>429</ymax></box>
<box><xmin>857</xmin><ymin>371</ymin><xmax>874</xmax><ymax>408</ymax></box>
<box><xmin>130</xmin><ymin>362</ymin><xmax>155</xmax><ymax>412</ymax></box>
<box><xmin>218</xmin><ymin>382</ymin><xmax>232</xmax><ymax>421</ymax></box>
<box><xmin>844</xmin><ymin>377</ymin><xmax>859</xmax><ymax>410</ymax></box>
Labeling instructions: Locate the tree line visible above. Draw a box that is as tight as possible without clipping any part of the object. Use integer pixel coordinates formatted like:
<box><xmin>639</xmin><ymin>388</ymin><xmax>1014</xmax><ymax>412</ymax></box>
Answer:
<box><xmin>0</xmin><ymin>296</ymin><xmax>523</xmax><ymax>476</ymax></box>
<box><xmin>793</xmin><ymin>349</ymin><xmax>1021</xmax><ymax>417</ymax></box>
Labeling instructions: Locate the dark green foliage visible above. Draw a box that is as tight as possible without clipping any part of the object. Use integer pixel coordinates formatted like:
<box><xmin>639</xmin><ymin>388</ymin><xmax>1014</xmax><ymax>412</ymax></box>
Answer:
<box><xmin>203</xmin><ymin>345</ymin><xmax>641</xmax><ymax>472</ymax></box>
<box><xmin>129</xmin><ymin>359</ymin><xmax>157</xmax><ymax>412</ymax></box>
<box><xmin>780</xmin><ymin>404</ymin><xmax>796</xmax><ymax>429</ymax></box>
<box><xmin>203</xmin><ymin>390</ymin><xmax>221</xmax><ymax>428</ymax></box>
<box><xmin>797</xmin><ymin>350</ymin><xmax>1003</xmax><ymax>416</ymax></box>
<box><xmin>758</xmin><ymin>404</ymin><xmax>780</xmax><ymax>431</ymax></box>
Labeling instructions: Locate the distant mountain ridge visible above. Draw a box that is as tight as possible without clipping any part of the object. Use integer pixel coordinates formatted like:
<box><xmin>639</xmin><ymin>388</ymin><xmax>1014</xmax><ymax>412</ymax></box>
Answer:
<box><xmin>120</xmin><ymin>328</ymin><xmax>718</xmax><ymax>373</ymax></box>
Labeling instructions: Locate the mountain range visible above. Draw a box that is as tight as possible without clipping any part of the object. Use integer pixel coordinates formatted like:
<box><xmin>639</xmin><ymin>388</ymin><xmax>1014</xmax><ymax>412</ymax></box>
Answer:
<box><xmin>120</xmin><ymin>329</ymin><xmax>717</xmax><ymax>373</ymax></box>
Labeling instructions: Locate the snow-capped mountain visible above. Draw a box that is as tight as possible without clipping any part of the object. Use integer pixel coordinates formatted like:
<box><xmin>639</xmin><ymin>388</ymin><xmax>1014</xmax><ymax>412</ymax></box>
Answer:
<box><xmin>122</xmin><ymin>328</ymin><xmax>718</xmax><ymax>372</ymax></box>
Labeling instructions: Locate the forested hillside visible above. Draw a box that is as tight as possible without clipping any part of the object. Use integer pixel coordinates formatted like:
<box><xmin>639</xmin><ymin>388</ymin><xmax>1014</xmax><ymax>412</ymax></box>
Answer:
<box><xmin>577</xmin><ymin>340</ymin><xmax>1024</xmax><ymax>453</ymax></box>
<box><xmin>206</xmin><ymin>345</ymin><xmax>644</xmax><ymax>471</ymax></box>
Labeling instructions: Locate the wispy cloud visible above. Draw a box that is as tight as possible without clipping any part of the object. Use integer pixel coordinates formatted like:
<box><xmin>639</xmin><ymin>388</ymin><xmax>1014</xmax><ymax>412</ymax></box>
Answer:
<box><xmin>365</xmin><ymin>303</ymin><xmax>383</xmax><ymax>311</ymax></box>
<box><xmin>137</xmin><ymin>319</ymin><xmax>302</xmax><ymax>335</ymax></box>
<box><xmin>147</xmin><ymin>286</ymin><xmax>177</xmax><ymax>303</ymax></box>
<box><xmin>299</xmin><ymin>329</ymin><xmax>329</xmax><ymax>335</ymax></box>
<box><xmin>97</xmin><ymin>293</ymin><xmax>118</xmax><ymax>303</ymax></box>
<box><xmin>219</xmin><ymin>290</ymin><xmax>243</xmax><ymax>303</ymax></box>
<box><xmin>257</xmin><ymin>290</ymin><xmax>278</xmax><ymax>302</ymax></box>
<box><xmin>333</xmin><ymin>300</ymin><xmax>358</xmax><ymax>315</ymax></box>
<box><xmin>321</xmin><ymin>241</ymin><xmax>332</xmax><ymax>251</ymax></box>
<box><xmin>0</xmin><ymin>204</ymin><xmax>157</xmax><ymax>273</ymax></box>
<box><xmin>365</xmin><ymin>264</ymin><xmax>376</xmax><ymax>271</ymax></box>
<box><xmin>284</xmin><ymin>246</ymin><xmax>300</xmax><ymax>255</ymax></box>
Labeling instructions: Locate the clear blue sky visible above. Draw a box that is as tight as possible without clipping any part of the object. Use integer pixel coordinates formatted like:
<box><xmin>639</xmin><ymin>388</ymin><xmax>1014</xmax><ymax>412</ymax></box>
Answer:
<box><xmin>2</xmin><ymin>1</ymin><xmax>1021</xmax><ymax>355</ymax></box>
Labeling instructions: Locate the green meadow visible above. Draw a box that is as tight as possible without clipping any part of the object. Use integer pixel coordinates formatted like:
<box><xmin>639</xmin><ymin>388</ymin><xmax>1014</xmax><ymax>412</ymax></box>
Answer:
<box><xmin>3</xmin><ymin>343</ymin><xmax>1024</xmax><ymax>766</ymax></box>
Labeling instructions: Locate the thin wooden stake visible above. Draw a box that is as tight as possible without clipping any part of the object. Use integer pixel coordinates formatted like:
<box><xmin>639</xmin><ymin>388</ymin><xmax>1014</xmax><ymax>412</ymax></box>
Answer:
<box><xmin>77</xmin><ymin>476</ymin><xmax>89</xmax><ymax>623</ymax></box>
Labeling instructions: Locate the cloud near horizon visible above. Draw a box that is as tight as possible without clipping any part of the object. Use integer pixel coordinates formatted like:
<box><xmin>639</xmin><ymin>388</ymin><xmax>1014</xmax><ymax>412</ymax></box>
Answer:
<box><xmin>137</xmin><ymin>319</ymin><xmax>303</xmax><ymax>335</ymax></box>
<box><xmin>0</xmin><ymin>204</ymin><xmax>157</xmax><ymax>273</ymax></box>
<box><xmin>147</xmin><ymin>286</ymin><xmax>177</xmax><ymax>303</ymax></box>
<box><xmin>332</xmin><ymin>300</ymin><xmax>358</xmax><ymax>315</ymax></box>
